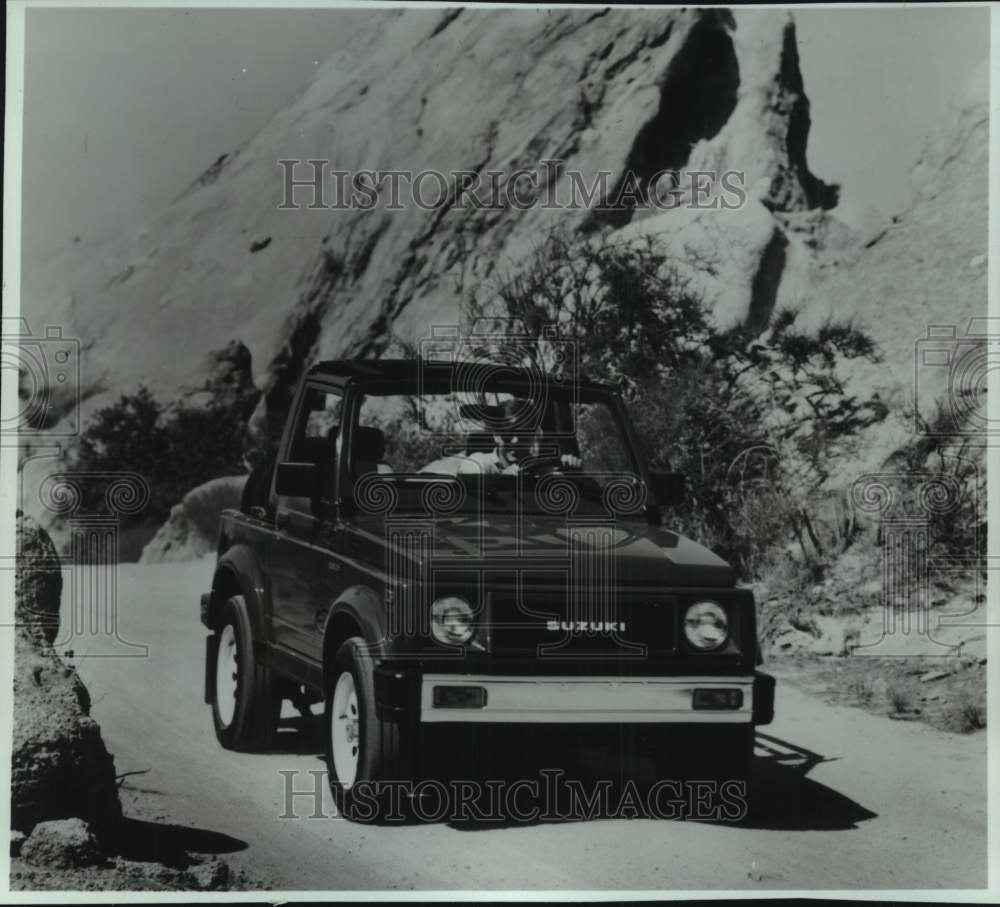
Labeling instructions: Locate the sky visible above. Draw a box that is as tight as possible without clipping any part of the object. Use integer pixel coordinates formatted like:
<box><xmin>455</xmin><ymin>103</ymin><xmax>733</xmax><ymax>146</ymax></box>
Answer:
<box><xmin>18</xmin><ymin>5</ymin><xmax>990</xmax><ymax>270</ymax></box>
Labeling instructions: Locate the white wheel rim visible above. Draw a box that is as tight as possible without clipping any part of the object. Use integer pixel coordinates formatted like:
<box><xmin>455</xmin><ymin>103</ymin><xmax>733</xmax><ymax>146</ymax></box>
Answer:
<box><xmin>216</xmin><ymin>624</ymin><xmax>238</xmax><ymax>727</ymax></box>
<box><xmin>331</xmin><ymin>671</ymin><xmax>360</xmax><ymax>789</ymax></box>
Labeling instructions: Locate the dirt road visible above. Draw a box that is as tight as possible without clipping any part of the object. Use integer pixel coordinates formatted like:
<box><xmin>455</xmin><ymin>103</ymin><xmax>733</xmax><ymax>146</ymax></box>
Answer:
<box><xmin>63</xmin><ymin>559</ymin><xmax>987</xmax><ymax>891</ymax></box>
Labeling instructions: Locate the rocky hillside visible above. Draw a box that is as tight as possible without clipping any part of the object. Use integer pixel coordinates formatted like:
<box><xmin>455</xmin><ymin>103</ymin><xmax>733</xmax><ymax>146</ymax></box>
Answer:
<box><xmin>20</xmin><ymin>7</ymin><xmax>987</xmax><ymax>519</ymax></box>
<box><xmin>26</xmin><ymin>8</ymin><xmax>835</xmax><ymax>431</ymax></box>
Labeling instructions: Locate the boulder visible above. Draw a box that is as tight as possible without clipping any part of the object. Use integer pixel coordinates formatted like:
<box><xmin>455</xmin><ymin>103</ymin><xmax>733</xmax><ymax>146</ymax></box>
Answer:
<box><xmin>811</xmin><ymin>616</ymin><xmax>848</xmax><ymax>657</ymax></box>
<box><xmin>189</xmin><ymin>857</ymin><xmax>233</xmax><ymax>890</ymax></box>
<box><xmin>770</xmin><ymin>626</ymin><xmax>816</xmax><ymax>655</ymax></box>
<box><xmin>139</xmin><ymin>475</ymin><xmax>246</xmax><ymax>564</ymax></box>
<box><xmin>20</xmin><ymin>818</ymin><xmax>103</xmax><ymax>870</ymax></box>
<box><xmin>765</xmin><ymin>612</ymin><xmax>853</xmax><ymax>657</ymax></box>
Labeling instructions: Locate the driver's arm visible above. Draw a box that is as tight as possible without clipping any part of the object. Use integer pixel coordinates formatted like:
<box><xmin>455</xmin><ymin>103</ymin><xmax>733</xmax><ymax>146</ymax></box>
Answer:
<box><xmin>463</xmin><ymin>450</ymin><xmax>501</xmax><ymax>475</ymax></box>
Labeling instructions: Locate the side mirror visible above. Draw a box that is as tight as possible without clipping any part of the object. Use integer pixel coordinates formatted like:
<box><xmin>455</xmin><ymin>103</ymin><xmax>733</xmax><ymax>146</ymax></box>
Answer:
<box><xmin>275</xmin><ymin>461</ymin><xmax>318</xmax><ymax>498</ymax></box>
<box><xmin>650</xmin><ymin>471</ymin><xmax>687</xmax><ymax>508</ymax></box>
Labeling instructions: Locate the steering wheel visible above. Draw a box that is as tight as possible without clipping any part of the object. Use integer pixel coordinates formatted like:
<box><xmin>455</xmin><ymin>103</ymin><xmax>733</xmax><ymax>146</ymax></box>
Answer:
<box><xmin>518</xmin><ymin>455</ymin><xmax>581</xmax><ymax>477</ymax></box>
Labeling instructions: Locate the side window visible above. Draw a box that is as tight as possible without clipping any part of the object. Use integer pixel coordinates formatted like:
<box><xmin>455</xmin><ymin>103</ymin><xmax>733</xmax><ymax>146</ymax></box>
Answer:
<box><xmin>354</xmin><ymin>394</ymin><xmax>405</xmax><ymax>477</ymax></box>
<box><xmin>354</xmin><ymin>393</ymin><xmax>463</xmax><ymax>475</ymax></box>
<box><xmin>290</xmin><ymin>387</ymin><xmax>343</xmax><ymax>498</ymax></box>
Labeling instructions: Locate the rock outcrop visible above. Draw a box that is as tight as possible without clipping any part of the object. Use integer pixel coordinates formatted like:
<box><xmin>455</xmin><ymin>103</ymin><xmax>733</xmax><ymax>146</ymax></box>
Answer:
<box><xmin>139</xmin><ymin>475</ymin><xmax>246</xmax><ymax>563</ymax></box>
<box><xmin>11</xmin><ymin>514</ymin><xmax>122</xmax><ymax>837</ymax></box>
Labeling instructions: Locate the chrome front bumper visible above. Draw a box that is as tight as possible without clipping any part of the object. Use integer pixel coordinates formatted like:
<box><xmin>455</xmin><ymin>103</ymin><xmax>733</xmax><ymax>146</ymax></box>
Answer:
<box><xmin>420</xmin><ymin>674</ymin><xmax>755</xmax><ymax>723</ymax></box>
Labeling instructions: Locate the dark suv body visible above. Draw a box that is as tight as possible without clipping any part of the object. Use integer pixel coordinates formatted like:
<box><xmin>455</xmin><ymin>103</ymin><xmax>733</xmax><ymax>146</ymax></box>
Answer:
<box><xmin>201</xmin><ymin>359</ymin><xmax>774</xmax><ymax>812</ymax></box>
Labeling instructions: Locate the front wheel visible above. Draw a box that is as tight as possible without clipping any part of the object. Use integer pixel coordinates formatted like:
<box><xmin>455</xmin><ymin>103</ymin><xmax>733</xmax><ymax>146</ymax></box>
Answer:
<box><xmin>329</xmin><ymin>669</ymin><xmax>362</xmax><ymax>788</ymax></box>
<box><xmin>325</xmin><ymin>638</ymin><xmax>413</xmax><ymax>821</ymax></box>
<box><xmin>209</xmin><ymin>595</ymin><xmax>279</xmax><ymax>751</ymax></box>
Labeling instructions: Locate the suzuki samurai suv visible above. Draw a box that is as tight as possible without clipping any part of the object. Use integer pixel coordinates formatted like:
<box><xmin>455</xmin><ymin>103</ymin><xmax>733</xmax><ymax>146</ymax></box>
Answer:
<box><xmin>200</xmin><ymin>359</ymin><xmax>774</xmax><ymax>812</ymax></box>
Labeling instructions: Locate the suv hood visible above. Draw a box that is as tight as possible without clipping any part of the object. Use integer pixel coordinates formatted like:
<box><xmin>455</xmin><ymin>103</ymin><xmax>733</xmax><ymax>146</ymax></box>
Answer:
<box><xmin>361</xmin><ymin>512</ymin><xmax>735</xmax><ymax>588</ymax></box>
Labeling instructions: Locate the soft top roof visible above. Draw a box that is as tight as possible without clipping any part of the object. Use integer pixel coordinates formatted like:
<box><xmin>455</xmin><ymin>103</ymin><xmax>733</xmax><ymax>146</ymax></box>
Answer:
<box><xmin>307</xmin><ymin>359</ymin><xmax>619</xmax><ymax>394</ymax></box>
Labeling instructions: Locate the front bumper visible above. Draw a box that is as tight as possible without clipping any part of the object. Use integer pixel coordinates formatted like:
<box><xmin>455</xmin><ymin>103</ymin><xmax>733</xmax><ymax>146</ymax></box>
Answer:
<box><xmin>423</xmin><ymin>674</ymin><xmax>756</xmax><ymax>723</ymax></box>
<box><xmin>375</xmin><ymin>667</ymin><xmax>774</xmax><ymax>725</ymax></box>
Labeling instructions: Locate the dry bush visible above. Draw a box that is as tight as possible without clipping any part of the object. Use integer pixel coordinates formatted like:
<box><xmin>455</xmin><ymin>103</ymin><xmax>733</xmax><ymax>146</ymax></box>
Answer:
<box><xmin>941</xmin><ymin>687</ymin><xmax>987</xmax><ymax>733</ymax></box>
<box><xmin>847</xmin><ymin>672</ymin><xmax>877</xmax><ymax>706</ymax></box>
<box><xmin>886</xmin><ymin>679</ymin><xmax>917</xmax><ymax>715</ymax></box>
<box><xmin>955</xmin><ymin>698</ymin><xmax>986</xmax><ymax>732</ymax></box>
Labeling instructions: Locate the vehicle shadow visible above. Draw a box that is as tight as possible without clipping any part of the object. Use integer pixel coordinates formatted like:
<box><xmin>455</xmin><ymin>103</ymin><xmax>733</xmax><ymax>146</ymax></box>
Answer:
<box><xmin>270</xmin><ymin>714</ymin><xmax>324</xmax><ymax>756</ymax></box>
<box><xmin>439</xmin><ymin>729</ymin><xmax>876</xmax><ymax>833</ymax></box>
<box><xmin>736</xmin><ymin>732</ymin><xmax>877</xmax><ymax>831</ymax></box>
<box><xmin>260</xmin><ymin>719</ymin><xmax>876</xmax><ymax>833</ymax></box>
<box><xmin>109</xmin><ymin>817</ymin><xmax>248</xmax><ymax>868</ymax></box>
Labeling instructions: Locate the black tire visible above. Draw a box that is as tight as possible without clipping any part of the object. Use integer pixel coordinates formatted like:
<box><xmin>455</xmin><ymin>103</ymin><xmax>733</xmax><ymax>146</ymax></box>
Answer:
<box><xmin>209</xmin><ymin>595</ymin><xmax>280</xmax><ymax>751</ymax></box>
<box><xmin>324</xmin><ymin>637</ymin><xmax>413</xmax><ymax>822</ymax></box>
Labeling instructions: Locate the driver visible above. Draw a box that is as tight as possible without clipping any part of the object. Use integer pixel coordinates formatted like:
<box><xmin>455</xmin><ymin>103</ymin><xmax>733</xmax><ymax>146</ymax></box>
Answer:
<box><xmin>421</xmin><ymin>401</ymin><xmax>581</xmax><ymax>476</ymax></box>
<box><xmin>470</xmin><ymin>426</ymin><xmax>538</xmax><ymax>475</ymax></box>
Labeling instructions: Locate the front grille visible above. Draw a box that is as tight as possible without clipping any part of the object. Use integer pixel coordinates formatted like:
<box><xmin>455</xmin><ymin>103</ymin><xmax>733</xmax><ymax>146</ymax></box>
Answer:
<box><xmin>486</xmin><ymin>585</ymin><xmax>677</xmax><ymax>663</ymax></box>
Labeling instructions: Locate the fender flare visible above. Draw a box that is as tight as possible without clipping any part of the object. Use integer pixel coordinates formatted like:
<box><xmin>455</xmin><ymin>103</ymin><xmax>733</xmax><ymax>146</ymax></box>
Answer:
<box><xmin>321</xmin><ymin>583</ymin><xmax>388</xmax><ymax>664</ymax></box>
<box><xmin>211</xmin><ymin>543</ymin><xmax>270</xmax><ymax>640</ymax></box>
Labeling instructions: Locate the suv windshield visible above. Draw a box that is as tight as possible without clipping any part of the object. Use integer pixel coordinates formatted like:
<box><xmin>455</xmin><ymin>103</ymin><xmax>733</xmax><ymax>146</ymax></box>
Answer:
<box><xmin>350</xmin><ymin>383</ymin><xmax>644</xmax><ymax>516</ymax></box>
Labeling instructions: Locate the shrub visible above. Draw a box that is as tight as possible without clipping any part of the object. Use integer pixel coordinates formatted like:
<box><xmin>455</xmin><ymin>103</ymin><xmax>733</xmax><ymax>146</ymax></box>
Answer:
<box><xmin>847</xmin><ymin>672</ymin><xmax>877</xmax><ymax>706</ymax></box>
<box><xmin>892</xmin><ymin>431</ymin><xmax>986</xmax><ymax>568</ymax></box>
<box><xmin>886</xmin><ymin>679</ymin><xmax>916</xmax><ymax>715</ymax></box>
<box><xmin>72</xmin><ymin>350</ymin><xmax>258</xmax><ymax>539</ymax></box>
<box><xmin>942</xmin><ymin>687</ymin><xmax>987</xmax><ymax>733</ymax></box>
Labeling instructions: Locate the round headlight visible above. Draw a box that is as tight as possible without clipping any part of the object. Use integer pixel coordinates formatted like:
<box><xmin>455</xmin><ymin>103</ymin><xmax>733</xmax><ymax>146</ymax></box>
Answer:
<box><xmin>684</xmin><ymin>600</ymin><xmax>729</xmax><ymax>650</ymax></box>
<box><xmin>431</xmin><ymin>596</ymin><xmax>475</xmax><ymax>645</ymax></box>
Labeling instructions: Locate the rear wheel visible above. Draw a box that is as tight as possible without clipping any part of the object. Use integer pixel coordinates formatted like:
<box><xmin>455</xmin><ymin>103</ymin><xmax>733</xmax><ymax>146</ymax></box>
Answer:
<box><xmin>209</xmin><ymin>595</ymin><xmax>280</xmax><ymax>751</ymax></box>
<box><xmin>325</xmin><ymin>637</ymin><xmax>414</xmax><ymax>821</ymax></box>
